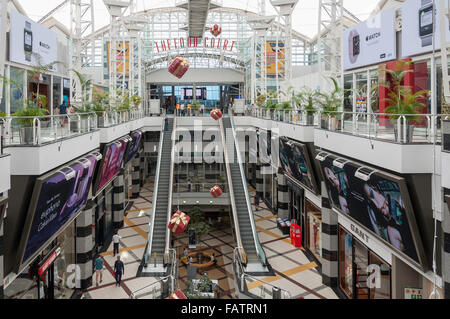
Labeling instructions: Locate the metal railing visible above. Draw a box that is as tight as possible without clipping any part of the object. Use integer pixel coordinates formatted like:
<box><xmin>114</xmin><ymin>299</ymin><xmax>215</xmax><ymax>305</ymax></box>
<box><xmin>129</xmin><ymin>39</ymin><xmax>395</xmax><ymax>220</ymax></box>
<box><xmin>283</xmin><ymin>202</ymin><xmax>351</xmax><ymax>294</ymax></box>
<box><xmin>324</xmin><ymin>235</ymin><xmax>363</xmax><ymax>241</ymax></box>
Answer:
<box><xmin>96</xmin><ymin>109</ymin><xmax>144</xmax><ymax>128</ymax></box>
<box><xmin>173</xmin><ymin>182</ymin><xmax>228</xmax><ymax>193</ymax></box>
<box><xmin>248</xmin><ymin>108</ymin><xmax>450</xmax><ymax>145</ymax></box>
<box><xmin>233</xmin><ymin>247</ymin><xmax>291</xmax><ymax>299</ymax></box>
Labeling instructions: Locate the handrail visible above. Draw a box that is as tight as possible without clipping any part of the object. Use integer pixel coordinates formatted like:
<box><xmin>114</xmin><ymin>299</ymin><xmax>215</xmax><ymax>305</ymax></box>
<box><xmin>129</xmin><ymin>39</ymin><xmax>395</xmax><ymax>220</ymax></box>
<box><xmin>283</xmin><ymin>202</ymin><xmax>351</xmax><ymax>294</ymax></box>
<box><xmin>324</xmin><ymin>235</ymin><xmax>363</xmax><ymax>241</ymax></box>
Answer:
<box><xmin>218</xmin><ymin>117</ymin><xmax>246</xmax><ymax>264</ymax></box>
<box><xmin>164</xmin><ymin>114</ymin><xmax>177</xmax><ymax>264</ymax></box>
<box><xmin>229</xmin><ymin>114</ymin><xmax>268</xmax><ymax>266</ymax></box>
<box><xmin>145</xmin><ymin>117</ymin><xmax>165</xmax><ymax>266</ymax></box>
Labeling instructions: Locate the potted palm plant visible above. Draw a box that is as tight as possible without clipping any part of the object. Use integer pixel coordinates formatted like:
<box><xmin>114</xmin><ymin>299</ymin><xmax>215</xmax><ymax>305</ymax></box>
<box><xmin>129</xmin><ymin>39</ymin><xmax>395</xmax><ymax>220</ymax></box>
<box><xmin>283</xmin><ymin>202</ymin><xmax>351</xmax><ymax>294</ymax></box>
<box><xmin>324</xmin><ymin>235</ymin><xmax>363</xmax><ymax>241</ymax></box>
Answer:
<box><xmin>381</xmin><ymin>61</ymin><xmax>429</xmax><ymax>143</ymax></box>
<box><xmin>92</xmin><ymin>89</ymin><xmax>108</xmax><ymax>127</ymax></box>
<box><xmin>295</xmin><ymin>87</ymin><xmax>319</xmax><ymax>125</ymax></box>
<box><xmin>192</xmin><ymin>101</ymin><xmax>201</xmax><ymax>116</ymax></box>
<box><xmin>318</xmin><ymin>77</ymin><xmax>344</xmax><ymax>131</ymax></box>
<box><xmin>13</xmin><ymin>101</ymin><xmax>49</xmax><ymax>144</ymax></box>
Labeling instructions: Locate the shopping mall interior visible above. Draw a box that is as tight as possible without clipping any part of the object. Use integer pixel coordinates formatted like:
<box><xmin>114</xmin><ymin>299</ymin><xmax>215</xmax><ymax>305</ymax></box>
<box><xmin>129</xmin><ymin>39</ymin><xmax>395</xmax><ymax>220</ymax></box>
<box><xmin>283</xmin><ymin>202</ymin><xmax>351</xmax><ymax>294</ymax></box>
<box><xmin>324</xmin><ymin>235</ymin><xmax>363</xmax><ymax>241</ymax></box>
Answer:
<box><xmin>0</xmin><ymin>0</ymin><xmax>449</xmax><ymax>303</ymax></box>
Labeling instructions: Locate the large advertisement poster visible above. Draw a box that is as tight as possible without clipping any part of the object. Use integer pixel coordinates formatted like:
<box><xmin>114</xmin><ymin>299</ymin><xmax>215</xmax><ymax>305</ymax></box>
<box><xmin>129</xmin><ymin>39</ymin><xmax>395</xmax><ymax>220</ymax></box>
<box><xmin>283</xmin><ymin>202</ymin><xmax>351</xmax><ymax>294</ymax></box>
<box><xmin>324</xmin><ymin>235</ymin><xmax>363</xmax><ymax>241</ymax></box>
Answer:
<box><xmin>258</xmin><ymin>129</ymin><xmax>272</xmax><ymax>164</ymax></box>
<box><xmin>266</xmin><ymin>41</ymin><xmax>285</xmax><ymax>75</ymax></box>
<box><xmin>343</xmin><ymin>8</ymin><xmax>396</xmax><ymax>70</ymax></box>
<box><xmin>18</xmin><ymin>154</ymin><xmax>98</xmax><ymax>269</ymax></box>
<box><xmin>93</xmin><ymin>138</ymin><xmax>129</xmax><ymax>195</ymax></box>
<box><xmin>124</xmin><ymin>130</ymin><xmax>143</xmax><ymax>164</ymax></box>
<box><xmin>279</xmin><ymin>138</ymin><xmax>318</xmax><ymax>194</ymax></box>
<box><xmin>402</xmin><ymin>0</ymin><xmax>450</xmax><ymax>57</ymax></box>
<box><xmin>106</xmin><ymin>41</ymin><xmax>130</xmax><ymax>75</ymax></box>
<box><xmin>0</xmin><ymin>197</ymin><xmax>7</xmax><ymax>227</ymax></box>
<box><xmin>9</xmin><ymin>10</ymin><xmax>58</xmax><ymax>68</ymax></box>
<box><xmin>318</xmin><ymin>154</ymin><xmax>425</xmax><ymax>267</ymax></box>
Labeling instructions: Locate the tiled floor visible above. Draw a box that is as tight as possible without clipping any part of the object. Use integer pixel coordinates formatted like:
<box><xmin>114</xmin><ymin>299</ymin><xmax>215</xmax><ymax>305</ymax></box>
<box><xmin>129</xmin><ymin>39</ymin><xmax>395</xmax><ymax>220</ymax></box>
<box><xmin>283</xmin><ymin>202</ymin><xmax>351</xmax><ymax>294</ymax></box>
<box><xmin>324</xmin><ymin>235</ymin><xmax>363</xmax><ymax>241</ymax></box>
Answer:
<box><xmin>84</xmin><ymin>181</ymin><xmax>338</xmax><ymax>300</ymax></box>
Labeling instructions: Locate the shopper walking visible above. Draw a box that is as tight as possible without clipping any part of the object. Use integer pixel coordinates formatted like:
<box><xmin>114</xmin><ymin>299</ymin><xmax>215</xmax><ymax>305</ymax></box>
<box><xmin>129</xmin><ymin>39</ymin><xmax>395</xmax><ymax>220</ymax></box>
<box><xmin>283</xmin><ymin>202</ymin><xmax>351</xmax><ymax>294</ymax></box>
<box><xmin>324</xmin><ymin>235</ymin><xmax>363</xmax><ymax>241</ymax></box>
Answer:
<box><xmin>211</xmin><ymin>253</ymin><xmax>217</xmax><ymax>266</ymax></box>
<box><xmin>112</xmin><ymin>231</ymin><xmax>121</xmax><ymax>256</ymax></box>
<box><xmin>254</xmin><ymin>193</ymin><xmax>260</xmax><ymax>211</ymax></box>
<box><xmin>94</xmin><ymin>254</ymin><xmax>105</xmax><ymax>286</ymax></box>
<box><xmin>164</xmin><ymin>116</ymin><xmax>169</xmax><ymax>131</ymax></box>
<box><xmin>114</xmin><ymin>255</ymin><xmax>125</xmax><ymax>286</ymax></box>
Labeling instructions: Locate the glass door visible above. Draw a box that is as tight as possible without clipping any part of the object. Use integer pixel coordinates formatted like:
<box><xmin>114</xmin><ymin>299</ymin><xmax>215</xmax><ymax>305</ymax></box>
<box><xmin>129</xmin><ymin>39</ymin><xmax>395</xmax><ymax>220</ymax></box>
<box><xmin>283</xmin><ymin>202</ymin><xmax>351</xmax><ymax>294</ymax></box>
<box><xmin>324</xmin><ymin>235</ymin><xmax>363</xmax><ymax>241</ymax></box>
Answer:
<box><xmin>354</xmin><ymin>239</ymin><xmax>369</xmax><ymax>299</ymax></box>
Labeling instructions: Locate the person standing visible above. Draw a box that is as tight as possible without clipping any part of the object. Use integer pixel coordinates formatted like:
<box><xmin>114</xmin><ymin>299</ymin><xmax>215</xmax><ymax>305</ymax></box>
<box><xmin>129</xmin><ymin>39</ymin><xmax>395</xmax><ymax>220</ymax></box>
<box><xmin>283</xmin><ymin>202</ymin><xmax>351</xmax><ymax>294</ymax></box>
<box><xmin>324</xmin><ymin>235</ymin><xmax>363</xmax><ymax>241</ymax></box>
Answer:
<box><xmin>112</xmin><ymin>231</ymin><xmax>121</xmax><ymax>257</ymax></box>
<box><xmin>94</xmin><ymin>255</ymin><xmax>105</xmax><ymax>287</ymax></box>
<box><xmin>114</xmin><ymin>255</ymin><xmax>125</xmax><ymax>286</ymax></box>
<box><xmin>254</xmin><ymin>193</ymin><xmax>260</xmax><ymax>211</ymax></box>
<box><xmin>164</xmin><ymin>116</ymin><xmax>169</xmax><ymax>131</ymax></box>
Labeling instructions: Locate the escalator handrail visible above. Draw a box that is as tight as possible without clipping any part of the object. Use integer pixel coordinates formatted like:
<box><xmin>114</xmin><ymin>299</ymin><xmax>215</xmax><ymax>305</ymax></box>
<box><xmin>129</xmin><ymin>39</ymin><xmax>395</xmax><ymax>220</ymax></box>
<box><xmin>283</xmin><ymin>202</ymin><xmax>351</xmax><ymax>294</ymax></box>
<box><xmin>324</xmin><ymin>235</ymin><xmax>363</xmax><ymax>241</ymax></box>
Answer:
<box><xmin>164</xmin><ymin>115</ymin><xmax>177</xmax><ymax>264</ymax></box>
<box><xmin>228</xmin><ymin>114</ymin><xmax>268</xmax><ymax>266</ymax></box>
<box><xmin>219</xmin><ymin>117</ymin><xmax>246</xmax><ymax>264</ymax></box>
<box><xmin>146</xmin><ymin>118</ymin><xmax>165</xmax><ymax>264</ymax></box>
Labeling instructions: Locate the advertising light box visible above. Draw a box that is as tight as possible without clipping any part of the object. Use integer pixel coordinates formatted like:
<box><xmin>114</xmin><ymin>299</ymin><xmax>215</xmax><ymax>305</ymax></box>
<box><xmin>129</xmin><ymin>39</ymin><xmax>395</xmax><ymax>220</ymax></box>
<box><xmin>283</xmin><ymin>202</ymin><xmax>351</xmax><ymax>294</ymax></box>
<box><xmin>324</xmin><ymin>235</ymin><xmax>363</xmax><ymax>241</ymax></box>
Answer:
<box><xmin>343</xmin><ymin>8</ymin><xmax>396</xmax><ymax>70</ymax></box>
<box><xmin>17</xmin><ymin>153</ymin><xmax>98</xmax><ymax>272</ymax></box>
<box><xmin>317</xmin><ymin>153</ymin><xmax>426</xmax><ymax>268</ymax></box>
<box><xmin>124</xmin><ymin>130</ymin><xmax>143</xmax><ymax>164</ymax></box>
<box><xmin>279</xmin><ymin>138</ymin><xmax>318</xmax><ymax>194</ymax></box>
<box><xmin>9</xmin><ymin>10</ymin><xmax>58</xmax><ymax>68</ymax></box>
<box><xmin>93</xmin><ymin>137</ymin><xmax>129</xmax><ymax>196</ymax></box>
<box><xmin>402</xmin><ymin>0</ymin><xmax>450</xmax><ymax>57</ymax></box>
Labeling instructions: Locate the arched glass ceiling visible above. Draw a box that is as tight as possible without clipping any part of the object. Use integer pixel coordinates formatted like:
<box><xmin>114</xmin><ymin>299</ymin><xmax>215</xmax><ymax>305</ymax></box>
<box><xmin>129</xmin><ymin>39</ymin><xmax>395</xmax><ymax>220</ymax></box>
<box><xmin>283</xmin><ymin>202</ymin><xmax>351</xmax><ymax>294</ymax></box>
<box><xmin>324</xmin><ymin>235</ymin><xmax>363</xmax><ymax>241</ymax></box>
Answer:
<box><xmin>18</xmin><ymin>0</ymin><xmax>380</xmax><ymax>39</ymax></box>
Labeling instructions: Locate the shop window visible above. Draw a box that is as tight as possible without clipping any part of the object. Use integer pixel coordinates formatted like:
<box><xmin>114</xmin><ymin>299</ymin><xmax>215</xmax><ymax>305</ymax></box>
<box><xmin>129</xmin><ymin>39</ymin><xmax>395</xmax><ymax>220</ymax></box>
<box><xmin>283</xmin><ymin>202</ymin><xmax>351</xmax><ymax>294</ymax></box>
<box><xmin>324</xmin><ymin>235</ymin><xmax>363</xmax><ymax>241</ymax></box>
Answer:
<box><xmin>10</xmin><ymin>66</ymin><xmax>25</xmax><ymax>114</ymax></box>
<box><xmin>355</xmin><ymin>72</ymin><xmax>368</xmax><ymax>114</ymax></box>
<box><xmin>52</xmin><ymin>76</ymin><xmax>62</xmax><ymax>113</ymax></box>
<box><xmin>370</xmin><ymin>70</ymin><xmax>379</xmax><ymax>113</ymax></box>
<box><xmin>354</xmin><ymin>240</ymin><xmax>369</xmax><ymax>299</ymax></box>
<box><xmin>306</xmin><ymin>200</ymin><xmax>322</xmax><ymax>261</ymax></box>
<box><xmin>339</xmin><ymin>227</ymin><xmax>353</xmax><ymax>298</ymax></box>
<box><xmin>369</xmin><ymin>252</ymin><xmax>391</xmax><ymax>299</ymax></box>
<box><xmin>54</xmin><ymin>223</ymin><xmax>76</xmax><ymax>299</ymax></box>
<box><xmin>343</xmin><ymin>74</ymin><xmax>353</xmax><ymax>112</ymax></box>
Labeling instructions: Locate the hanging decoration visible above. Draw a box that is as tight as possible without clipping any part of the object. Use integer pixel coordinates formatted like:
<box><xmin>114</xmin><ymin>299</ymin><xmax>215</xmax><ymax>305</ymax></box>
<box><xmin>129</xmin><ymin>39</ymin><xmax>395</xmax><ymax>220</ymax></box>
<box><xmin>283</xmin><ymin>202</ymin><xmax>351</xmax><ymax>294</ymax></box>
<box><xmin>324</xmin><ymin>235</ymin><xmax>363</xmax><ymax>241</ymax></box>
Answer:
<box><xmin>210</xmin><ymin>24</ymin><xmax>222</xmax><ymax>37</ymax></box>
<box><xmin>168</xmin><ymin>56</ymin><xmax>190</xmax><ymax>79</ymax></box>
<box><xmin>168</xmin><ymin>289</ymin><xmax>188</xmax><ymax>299</ymax></box>
<box><xmin>210</xmin><ymin>109</ymin><xmax>223</xmax><ymax>120</ymax></box>
<box><xmin>210</xmin><ymin>185</ymin><xmax>223</xmax><ymax>198</ymax></box>
<box><xmin>168</xmin><ymin>210</ymin><xmax>190</xmax><ymax>235</ymax></box>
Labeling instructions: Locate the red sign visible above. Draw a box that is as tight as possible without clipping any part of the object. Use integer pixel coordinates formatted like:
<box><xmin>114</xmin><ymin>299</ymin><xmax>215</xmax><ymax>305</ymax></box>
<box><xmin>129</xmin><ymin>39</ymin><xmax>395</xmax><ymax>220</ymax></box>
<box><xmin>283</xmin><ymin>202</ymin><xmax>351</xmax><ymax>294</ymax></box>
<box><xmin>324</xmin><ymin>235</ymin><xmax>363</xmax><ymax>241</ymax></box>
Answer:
<box><xmin>38</xmin><ymin>247</ymin><xmax>61</xmax><ymax>277</ymax></box>
<box><xmin>155</xmin><ymin>37</ymin><xmax>235</xmax><ymax>53</ymax></box>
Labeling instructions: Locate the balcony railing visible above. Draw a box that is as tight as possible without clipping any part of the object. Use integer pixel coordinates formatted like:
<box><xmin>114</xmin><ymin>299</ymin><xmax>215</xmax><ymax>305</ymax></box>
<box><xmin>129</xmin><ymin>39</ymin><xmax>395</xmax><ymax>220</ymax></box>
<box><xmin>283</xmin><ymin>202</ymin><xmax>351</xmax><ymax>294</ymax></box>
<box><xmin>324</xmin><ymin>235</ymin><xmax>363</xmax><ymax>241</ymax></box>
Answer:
<box><xmin>248</xmin><ymin>108</ymin><xmax>450</xmax><ymax>145</ymax></box>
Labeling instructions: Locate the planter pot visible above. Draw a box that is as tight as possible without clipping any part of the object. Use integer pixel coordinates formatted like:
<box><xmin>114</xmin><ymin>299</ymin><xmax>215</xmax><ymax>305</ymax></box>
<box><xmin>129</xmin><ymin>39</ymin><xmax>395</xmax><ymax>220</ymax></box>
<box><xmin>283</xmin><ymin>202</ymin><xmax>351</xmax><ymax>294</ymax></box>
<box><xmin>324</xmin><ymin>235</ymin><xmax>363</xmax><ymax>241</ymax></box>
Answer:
<box><xmin>97</xmin><ymin>115</ymin><xmax>105</xmax><ymax>128</ymax></box>
<box><xmin>394</xmin><ymin>124</ymin><xmax>415</xmax><ymax>143</ymax></box>
<box><xmin>321</xmin><ymin>117</ymin><xmax>337</xmax><ymax>131</ymax></box>
<box><xmin>306</xmin><ymin>114</ymin><xmax>315</xmax><ymax>126</ymax></box>
<box><xmin>20</xmin><ymin>126</ymin><xmax>34</xmax><ymax>144</ymax></box>
<box><xmin>70</xmin><ymin>121</ymin><xmax>79</xmax><ymax>133</ymax></box>
<box><xmin>80</xmin><ymin>117</ymin><xmax>89</xmax><ymax>133</ymax></box>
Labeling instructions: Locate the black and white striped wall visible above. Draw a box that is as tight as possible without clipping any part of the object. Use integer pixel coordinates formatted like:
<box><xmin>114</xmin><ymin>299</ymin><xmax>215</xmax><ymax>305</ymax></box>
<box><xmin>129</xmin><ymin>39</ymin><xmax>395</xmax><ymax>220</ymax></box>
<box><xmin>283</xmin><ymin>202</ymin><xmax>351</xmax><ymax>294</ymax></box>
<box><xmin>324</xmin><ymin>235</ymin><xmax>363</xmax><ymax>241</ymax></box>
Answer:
<box><xmin>255</xmin><ymin>163</ymin><xmax>264</xmax><ymax>200</ymax></box>
<box><xmin>113</xmin><ymin>173</ymin><xmax>126</xmax><ymax>229</ymax></box>
<box><xmin>277</xmin><ymin>174</ymin><xmax>289</xmax><ymax>219</ymax></box>
<box><xmin>444</xmin><ymin>194</ymin><xmax>450</xmax><ymax>299</ymax></box>
<box><xmin>140</xmin><ymin>151</ymin><xmax>145</xmax><ymax>187</ymax></box>
<box><xmin>131</xmin><ymin>155</ymin><xmax>141</xmax><ymax>199</ymax></box>
<box><xmin>321</xmin><ymin>181</ymin><xmax>338</xmax><ymax>287</ymax></box>
<box><xmin>75</xmin><ymin>204</ymin><xmax>94</xmax><ymax>290</ymax></box>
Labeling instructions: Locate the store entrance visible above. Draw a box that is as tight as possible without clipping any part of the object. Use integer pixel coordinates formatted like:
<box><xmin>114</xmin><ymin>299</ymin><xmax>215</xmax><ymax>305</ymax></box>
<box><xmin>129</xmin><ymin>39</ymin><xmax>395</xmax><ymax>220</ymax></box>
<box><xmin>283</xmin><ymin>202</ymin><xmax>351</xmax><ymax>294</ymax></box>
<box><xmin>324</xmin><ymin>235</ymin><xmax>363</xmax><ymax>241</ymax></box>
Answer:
<box><xmin>289</xmin><ymin>186</ymin><xmax>305</xmax><ymax>246</ymax></box>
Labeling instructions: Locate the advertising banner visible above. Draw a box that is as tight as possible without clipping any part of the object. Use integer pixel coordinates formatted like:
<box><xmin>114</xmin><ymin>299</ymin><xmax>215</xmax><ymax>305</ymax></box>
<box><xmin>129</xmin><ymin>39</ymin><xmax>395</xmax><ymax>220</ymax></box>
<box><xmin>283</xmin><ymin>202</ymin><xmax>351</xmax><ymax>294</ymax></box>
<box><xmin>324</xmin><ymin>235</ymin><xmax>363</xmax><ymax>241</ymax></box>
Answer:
<box><xmin>317</xmin><ymin>153</ymin><xmax>425</xmax><ymax>267</ymax></box>
<box><xmin>124</xmin><ymin>130</ymin><xmax>143</xmax><ymax>164</ymax></box>
<box><xmin>0</xmin><ymin>197</ymin><xmax>7</xmax><ymax>227</ymax></box>
<box><xmin>9</xmin><ymin>10</ymin><xmax>58</xmax><ymax>68</ymax></box>
<box><xmin>94</xmin><ymin>138</ymin><xmax>129</xmax><ymax>195</ymax></box>
<box><xmin>18</xmin><ymin>154</ymin><xmax>98</xmax><ymax>269</ymax></box>
<box><xmin>258</xmin><ymin>129</ymin><xmax>272</xmax><ymax>164</ymax></box>
<box><xmin>279</xmin><ymin>138</ymin><xmax>318</xmax><ymax>194</ymax></box>
<box><xmin>106</xmin><ymin>41</ymin><xmax>130</xmax><ymax>75</ymax></box>
<box><xmin>401</xmin><ymin>0</ymin><xmax>450</xmax><ymax>57</ymax></box>
<box><xmin>343</xmin><ymin>8</ymin><xmax>396</xmax><ymax>70</ymax></box>
<box><xmin>266</xmin><ymin>41</ymin><xmax>285</xmax><ymax>75</ymax></box>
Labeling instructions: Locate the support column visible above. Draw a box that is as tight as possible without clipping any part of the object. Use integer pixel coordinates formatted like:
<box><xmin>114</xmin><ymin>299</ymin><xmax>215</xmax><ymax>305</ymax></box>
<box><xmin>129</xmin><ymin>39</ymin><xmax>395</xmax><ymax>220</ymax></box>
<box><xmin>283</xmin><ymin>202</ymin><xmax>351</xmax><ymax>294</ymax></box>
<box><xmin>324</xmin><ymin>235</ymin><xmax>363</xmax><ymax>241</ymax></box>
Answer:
<box><xmin>140</xmin><ymin>151</ymin><xmax>145</xmax><ymax>187</ymax></box>
<box><xmin>75</xmin><ymin>206</ymin><xmax>94</xmax><ymax>290</ymax></box>
<box><xmin>113</xmin><ymin>174</ymin><xmax>125</xmax><ymax>229</ymax></box>
<box><xmin>277</xmin><ymin>174</ymin><xmax>289</xmax><ymax>219</ymax></box>
<box><xmin>131</xmin><ymin>155</ymin><xmax>141</xmax><ymax>198</ymax></box>
<box><xmin>321</xmin><ymin>181</ymin><xmax>338</xmax><ymax>288</ymax></box>
<box><xmin>444</xmin><ymin>193</ymin><xmax>450</xmax><ymax>298</ymax></box>
<box><xmin>255</xmin><ymin>163</ymin><xmax>264</xmax><ymax>199</ymax></box>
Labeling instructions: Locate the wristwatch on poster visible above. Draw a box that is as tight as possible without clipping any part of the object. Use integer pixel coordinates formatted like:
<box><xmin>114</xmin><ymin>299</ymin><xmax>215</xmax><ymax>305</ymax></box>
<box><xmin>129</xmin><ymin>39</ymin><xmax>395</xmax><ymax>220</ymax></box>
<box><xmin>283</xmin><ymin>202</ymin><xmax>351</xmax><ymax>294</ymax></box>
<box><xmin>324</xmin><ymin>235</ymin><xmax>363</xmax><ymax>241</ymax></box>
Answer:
<box><xmin>419</xmin><ymin>0</ymin><xmax>434</xmax><ymax>47</ymax></box>
<box><xmin>348</xmin><ymin>29</ymin><xmax>360</xmax><ymax>64</ymax></box>
<box><xmin>24</xmin><ymin>21</ymin><xmax>33</xmax><ymax>62</ymax></box>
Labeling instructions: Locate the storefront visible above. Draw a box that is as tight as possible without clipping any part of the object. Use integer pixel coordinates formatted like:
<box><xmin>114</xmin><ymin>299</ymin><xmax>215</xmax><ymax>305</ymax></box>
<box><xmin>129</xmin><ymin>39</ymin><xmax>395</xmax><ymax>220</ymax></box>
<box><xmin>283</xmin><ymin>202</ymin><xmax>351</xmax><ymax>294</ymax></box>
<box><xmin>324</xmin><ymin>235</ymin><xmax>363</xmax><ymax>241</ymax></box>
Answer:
<box><xmin>306</xmin><ymin>200</ymin><xmax>322</xmax><ymax>262</ymax></box>
<box><xmin>263</xmin><ymin>172</ymin><xmax>277</xmax><ymax>210</ymax></box>
<box><xmin>94</xmin><ymin>184</ymin><xmax>115</xmax><ymax>251</ymax></box>
<box><xmin>286</xmin><ymin>177</ymin><xmax>305</xmax><ymax>245</ymax></box>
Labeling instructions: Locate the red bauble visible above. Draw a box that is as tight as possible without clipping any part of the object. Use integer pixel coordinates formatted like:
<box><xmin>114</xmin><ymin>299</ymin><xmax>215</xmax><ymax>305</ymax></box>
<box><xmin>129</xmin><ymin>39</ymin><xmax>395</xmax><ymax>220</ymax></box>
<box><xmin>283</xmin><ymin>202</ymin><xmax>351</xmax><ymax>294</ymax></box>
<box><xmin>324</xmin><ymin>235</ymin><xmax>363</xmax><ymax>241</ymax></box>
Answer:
<box><xmin>210</xmin><ymin>185</ymin><xmax>223</xmax><ymax>198</ymax></box>
<box><xmin>210</xmin><ymin>109</ymin><xmax>223</xmax><ymax>120</ymax></box>
<box><xmin>168</xmin><ymin>56</ymin><xmax>189</xmax><ymax>79</ymax></box>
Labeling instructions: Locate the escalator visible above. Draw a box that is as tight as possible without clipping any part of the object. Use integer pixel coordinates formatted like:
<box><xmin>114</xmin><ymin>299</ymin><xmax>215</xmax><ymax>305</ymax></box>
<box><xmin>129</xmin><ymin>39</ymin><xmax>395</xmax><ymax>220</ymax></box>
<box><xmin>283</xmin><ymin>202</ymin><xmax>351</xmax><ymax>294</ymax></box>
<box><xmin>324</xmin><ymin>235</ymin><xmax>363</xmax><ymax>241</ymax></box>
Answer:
<box><xmin>142</xmin><ymin>117</ymin><xmax>175</xmax><ymax>274</ymax></box>
<box><xmin>220</xmin><ymin>116</ymin><xmax>270</xmax><ymax>274</ymax></box>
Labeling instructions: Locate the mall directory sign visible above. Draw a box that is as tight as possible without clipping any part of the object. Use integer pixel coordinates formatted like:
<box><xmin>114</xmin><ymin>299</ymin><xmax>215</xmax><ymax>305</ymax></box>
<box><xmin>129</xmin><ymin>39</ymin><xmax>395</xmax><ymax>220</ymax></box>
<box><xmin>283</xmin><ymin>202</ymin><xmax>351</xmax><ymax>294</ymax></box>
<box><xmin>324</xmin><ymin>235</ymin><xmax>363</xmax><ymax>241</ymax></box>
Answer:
<box><xmin>9</xmin><ymin>9</ymin><xmax>58</xmax><ymax>69</ymax></box>
<box><xmin>124</xmin><ymin>130</ymin><xmax>143</xmax><ymax>164</ymax></box>
<box><xmin>343</xmin><ymin>7</ymin><xmax>396</xmax><ymax>70</ymax></box>
<box><xmin>16</xmin><ymin>153</ymin><xmax>98</xmax><ymax>272</ymax></box>
<box><xmin>279</xmin><ymin>138</ymin><xmax>318</xmax><ymax>194</ymax></box>
<box><xmin>93</xmin><ymin>137</ymin><xmax>129</xmax><ymax>196</ymax></box>
<box><xmin>317</xmin><ymin>153</ymin><xmax>426</xmax><ymax>268</ymax></box>
<box><xmin>402</xmin><ymin>0</ymin><xmax>450</xmax><ymax>57</ymax></box>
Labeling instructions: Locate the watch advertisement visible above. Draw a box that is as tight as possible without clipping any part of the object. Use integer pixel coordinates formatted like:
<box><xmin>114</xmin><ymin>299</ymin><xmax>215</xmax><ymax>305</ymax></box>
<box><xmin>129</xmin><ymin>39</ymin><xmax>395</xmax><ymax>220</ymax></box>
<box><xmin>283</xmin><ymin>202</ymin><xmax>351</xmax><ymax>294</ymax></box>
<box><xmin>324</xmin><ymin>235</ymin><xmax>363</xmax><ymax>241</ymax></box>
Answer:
<box><xmin>401</xmin><ymin>0</ymin><xmax>450</xmax><ymax>57</ymax></box>
<box><xmin>18</xmin><ymin>154</ymin><xmax>97</xmax><ymax>269</ymax></box>
<box><xmin>343</xmin><ymin>8</ymin><xmax>396</xmax><ymax>70</ymax></box>
<box><xmin>318</xmin><ymin>153</ymin><xmax>425</xmax><ymax>268</ymax></box>
<box><xmin>94</xmin><ymin>138</ymin><xmax>129</xmax><ymax>195</ymax></box>
<box><xmin>9</xmin><ymin>9</ymin><xmax>58</xmax><ymax>69</ymax></box>
<box><xmin>124</xmin><ymin>130</ymin><xmax>143</xmax><ymax>164</ymax></box>
<box><xmin>279</xmin><ymin>137</ymin><xmax>318</xmax><ymax>194</ymax></box>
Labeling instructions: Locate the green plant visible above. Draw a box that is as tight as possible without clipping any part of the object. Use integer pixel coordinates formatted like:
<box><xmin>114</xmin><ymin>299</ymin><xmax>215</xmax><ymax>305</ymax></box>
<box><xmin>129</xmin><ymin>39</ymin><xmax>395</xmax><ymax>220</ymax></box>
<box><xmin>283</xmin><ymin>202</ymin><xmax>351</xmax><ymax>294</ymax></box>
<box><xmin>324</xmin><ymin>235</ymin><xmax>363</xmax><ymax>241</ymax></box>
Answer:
<box><xmin>92</xmin><ymin>88</ymin><xmax>108</xmax><ymax>113</ymax></box>
<box><xmin>130</xmin><ymin>94</ymin><xmax>142</xmax><ymax>109</ymax></box>
<box><xmin>183</xmin><ymin>274</ymin><xmax>213</xmax><ymax>299</ymax></box>
<box><xmin>256</xmin><ymin>94</ymin><xmax>267</xmax><ymax>108</ymax></box>
<box><xmin>278</xmin><ymin>101</ymin><xmax>293</xmax><ymax>111</ymax></box>
<box><xmin>187</xmin><ymin>206</ymin><xmax>210</xmax><ymax>239</ymax></box>
<box><xmin>294</xmin><ymin>86</ymin><xmax>319</xmax><ymax>115</ymax></box>
<box><xmin>317</xmin><ymin>77</ymin><xmax>345</xmax><ymax>117</ymax></box>
<box><xmin>12</xmin><ymin>106</ymin><xmax>48</xmax><ymax>126</ymax></box>
<box><xmin>0</xmin><ymin>112</ymin><xmax>6</xmax><ymax>118</ymax></box>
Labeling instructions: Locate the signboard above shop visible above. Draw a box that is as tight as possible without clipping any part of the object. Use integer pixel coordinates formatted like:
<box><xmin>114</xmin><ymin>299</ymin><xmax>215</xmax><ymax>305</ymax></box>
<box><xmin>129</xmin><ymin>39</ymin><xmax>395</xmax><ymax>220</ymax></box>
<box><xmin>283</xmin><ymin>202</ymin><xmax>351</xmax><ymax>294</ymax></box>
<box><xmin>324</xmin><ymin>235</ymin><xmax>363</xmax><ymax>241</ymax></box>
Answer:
<box><xmin>9</xmin><ymin>9</ymin><xmax>58</xmax><ymax>69</ymax></box>
<box><xmin>343</xmin><ymin>8</ymin><xmax>397</xmax><ymax>70</ymax></box>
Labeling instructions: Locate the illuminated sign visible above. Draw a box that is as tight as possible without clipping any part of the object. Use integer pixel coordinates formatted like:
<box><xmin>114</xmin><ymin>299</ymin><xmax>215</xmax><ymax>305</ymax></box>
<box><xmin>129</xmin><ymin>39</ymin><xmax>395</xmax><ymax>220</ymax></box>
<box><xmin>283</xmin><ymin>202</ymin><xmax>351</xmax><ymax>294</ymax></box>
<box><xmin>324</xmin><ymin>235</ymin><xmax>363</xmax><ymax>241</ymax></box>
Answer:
<box><xmin>154</xmin><ymin>37</ymin><xmax>236</xmax><ymax>53</ymax></box>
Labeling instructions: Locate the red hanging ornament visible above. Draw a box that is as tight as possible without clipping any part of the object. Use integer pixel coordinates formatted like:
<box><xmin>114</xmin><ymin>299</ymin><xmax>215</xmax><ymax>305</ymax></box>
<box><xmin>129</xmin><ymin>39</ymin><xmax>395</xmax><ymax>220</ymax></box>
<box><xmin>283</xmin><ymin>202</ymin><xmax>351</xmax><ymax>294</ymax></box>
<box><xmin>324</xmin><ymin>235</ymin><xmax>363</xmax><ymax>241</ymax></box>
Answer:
<box><xmin>210</xmin><ymin>24</ymin><xmax>222</xmax><ymax>37</ymax></box>
<box><xmin>168</xmin><ymin>210</ymin><xmax>190</xmax><ymax>235</ymax></box>
<box><xmin>210</xmin><ymin>109</ymin><xmax>223</xmax><ymax>120</ymax></box>
<box><xmin>210</xmin><ymin>185</ymin><xmax>223</xmax><ymax>198</ymax></box>
<box><xmin>168</xmin><ymin>56</ymin><xmax>190</xmax><ymax>79</ymax></box>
